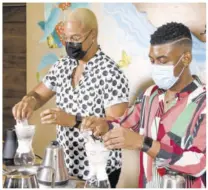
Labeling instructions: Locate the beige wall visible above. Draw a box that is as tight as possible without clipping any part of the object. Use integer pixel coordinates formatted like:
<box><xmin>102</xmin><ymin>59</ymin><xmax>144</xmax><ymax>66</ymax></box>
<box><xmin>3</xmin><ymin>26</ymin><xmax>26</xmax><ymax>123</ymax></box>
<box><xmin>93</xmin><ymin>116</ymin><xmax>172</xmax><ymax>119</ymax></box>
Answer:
<box><xmin>27</xmin><ymin>3</ymin><xmax>57</xmax><ymax>157</ymax></box>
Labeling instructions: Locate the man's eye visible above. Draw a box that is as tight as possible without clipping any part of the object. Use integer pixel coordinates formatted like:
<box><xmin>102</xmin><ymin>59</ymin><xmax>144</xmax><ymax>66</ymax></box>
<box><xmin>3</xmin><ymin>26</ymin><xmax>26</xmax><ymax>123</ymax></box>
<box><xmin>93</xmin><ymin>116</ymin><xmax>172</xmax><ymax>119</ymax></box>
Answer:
<box><xmin>150</xmin><ymin>59</ymin><xmax>154</xmax><ymax>64</ymax></box>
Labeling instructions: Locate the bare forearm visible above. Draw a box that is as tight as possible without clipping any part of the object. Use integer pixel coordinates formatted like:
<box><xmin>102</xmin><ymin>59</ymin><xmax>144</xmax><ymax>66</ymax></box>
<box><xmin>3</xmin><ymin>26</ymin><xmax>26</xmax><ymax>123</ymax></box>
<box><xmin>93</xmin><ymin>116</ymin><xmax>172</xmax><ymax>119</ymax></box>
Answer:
<box><xmin>25</xmin><ymin>91</ymin><xmax>45</xmax><ymax>110</ymax></box>
<box><xmin>24</xmin><ymin>83</ymin><xmax>55</xmax><ymax>110</ymax></box>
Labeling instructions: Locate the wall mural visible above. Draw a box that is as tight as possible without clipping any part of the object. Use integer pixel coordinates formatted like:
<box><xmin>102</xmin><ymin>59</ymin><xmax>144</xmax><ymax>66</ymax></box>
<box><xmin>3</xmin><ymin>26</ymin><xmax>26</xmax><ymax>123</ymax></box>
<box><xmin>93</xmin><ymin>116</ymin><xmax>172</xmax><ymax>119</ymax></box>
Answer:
<box><xmin>37</xmin><ymin>3</ymin><xmax>206</xmax><ymax>102</ymax></box>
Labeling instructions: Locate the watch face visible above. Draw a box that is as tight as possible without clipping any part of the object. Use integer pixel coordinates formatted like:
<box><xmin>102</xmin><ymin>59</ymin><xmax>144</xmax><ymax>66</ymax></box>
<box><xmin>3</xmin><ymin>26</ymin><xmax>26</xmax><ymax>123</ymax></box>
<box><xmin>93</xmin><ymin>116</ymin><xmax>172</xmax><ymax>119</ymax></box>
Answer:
<box><xmin>76</xmin><ymin>114</ymin><xmax>82</xmax><ymax>123</ymax></box>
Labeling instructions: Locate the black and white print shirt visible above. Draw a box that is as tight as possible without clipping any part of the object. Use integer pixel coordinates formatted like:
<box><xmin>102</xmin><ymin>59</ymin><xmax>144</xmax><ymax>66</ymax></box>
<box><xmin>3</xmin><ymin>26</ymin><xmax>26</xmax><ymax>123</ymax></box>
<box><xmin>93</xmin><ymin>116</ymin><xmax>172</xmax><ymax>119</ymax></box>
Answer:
<box><xmin>42</xmin><ymin>48</ymin><xmax>129</xmax><ymax>180</ymax></box>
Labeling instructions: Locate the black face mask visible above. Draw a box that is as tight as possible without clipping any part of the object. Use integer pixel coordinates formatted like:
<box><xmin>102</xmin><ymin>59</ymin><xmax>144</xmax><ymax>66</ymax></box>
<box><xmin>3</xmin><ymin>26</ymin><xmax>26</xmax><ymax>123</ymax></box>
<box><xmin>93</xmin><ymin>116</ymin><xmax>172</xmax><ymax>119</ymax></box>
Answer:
<box><xmin>65</xmin><ymin>30</ymin><xmax>93</xmax><ymax>60</ymax></box>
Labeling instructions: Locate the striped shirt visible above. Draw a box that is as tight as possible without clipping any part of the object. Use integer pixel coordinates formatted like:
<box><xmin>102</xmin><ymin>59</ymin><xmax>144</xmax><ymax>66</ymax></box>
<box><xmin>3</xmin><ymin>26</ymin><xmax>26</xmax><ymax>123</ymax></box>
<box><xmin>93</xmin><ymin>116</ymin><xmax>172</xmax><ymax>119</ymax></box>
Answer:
<box><xmin>111</xmin><ymin>75</ymin><xmax>206</xmax><ymax>188</ymax></box>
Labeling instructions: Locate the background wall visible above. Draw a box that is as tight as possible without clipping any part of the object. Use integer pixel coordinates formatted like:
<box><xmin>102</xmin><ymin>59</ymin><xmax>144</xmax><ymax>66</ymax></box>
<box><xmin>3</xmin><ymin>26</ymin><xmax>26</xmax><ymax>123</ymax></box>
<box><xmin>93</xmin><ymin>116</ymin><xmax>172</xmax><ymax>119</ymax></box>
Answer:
<box><xmin>3</xmin><ymin>3</ymin><xmax>26</xmax><ymax>134</ymax></box>
<box><xmin>26</xmin><ymin>3</ymin><xmax>206</xmax><ymax>188</ymax></box>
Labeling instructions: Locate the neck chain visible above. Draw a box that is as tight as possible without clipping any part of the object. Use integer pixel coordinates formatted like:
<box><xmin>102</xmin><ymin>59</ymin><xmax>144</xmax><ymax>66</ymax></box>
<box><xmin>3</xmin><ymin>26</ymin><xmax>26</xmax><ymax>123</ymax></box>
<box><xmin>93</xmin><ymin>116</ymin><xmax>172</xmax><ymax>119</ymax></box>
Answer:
<box><xmin>165</xmin><ymin>93</ymin><xmax>179</xmax><ymax>104</ymax></box>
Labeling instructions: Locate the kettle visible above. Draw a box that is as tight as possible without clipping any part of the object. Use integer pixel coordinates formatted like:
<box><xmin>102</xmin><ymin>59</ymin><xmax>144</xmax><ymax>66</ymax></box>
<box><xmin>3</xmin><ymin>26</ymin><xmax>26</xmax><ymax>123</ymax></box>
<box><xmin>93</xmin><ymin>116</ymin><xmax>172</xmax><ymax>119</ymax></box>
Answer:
<box><xmin>3</xmin><ymin>166</ymin><xmax>55</xmax><ymax>188</ymax></box>
<box><xmin>161</xmin><ymin>170</ymin><xmax>186</xmax><ymax>188</ymax></box>
<box><xmin>37</xmin><ymin>141</ymin><xmax>69</xmax><ymax>186</ymax></box>
<box><xmin>3</xmin><ymin>128</ymin><xmax>18</xmax><ymax>165</ymax></box>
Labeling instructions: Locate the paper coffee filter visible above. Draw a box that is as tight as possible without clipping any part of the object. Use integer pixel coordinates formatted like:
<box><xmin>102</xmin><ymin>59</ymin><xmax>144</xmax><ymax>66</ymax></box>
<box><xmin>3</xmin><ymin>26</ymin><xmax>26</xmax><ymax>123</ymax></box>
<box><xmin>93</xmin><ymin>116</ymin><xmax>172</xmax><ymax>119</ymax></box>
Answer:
<box><xmin>15</xmin><ymin>124</ymin><xmax>35</xmax><ymax>139</ymax></box>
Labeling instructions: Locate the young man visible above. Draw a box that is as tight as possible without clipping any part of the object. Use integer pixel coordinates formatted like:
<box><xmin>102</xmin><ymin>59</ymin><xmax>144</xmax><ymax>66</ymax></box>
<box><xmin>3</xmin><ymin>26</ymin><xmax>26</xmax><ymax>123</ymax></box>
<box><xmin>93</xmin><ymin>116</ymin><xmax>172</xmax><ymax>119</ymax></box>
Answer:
<box><xmin>82</xmin><ymin>22</ymin><xmax>206</xmax><ymax>188</ymax></box>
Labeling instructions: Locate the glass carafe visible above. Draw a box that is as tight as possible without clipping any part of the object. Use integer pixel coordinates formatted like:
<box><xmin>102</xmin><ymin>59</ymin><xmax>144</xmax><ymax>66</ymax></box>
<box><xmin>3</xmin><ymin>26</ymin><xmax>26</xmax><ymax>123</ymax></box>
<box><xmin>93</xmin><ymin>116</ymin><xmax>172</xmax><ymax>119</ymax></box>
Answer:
<box><xmin>14</xmin><ymin>124</ymin><xmax>35</xmax><ymax>166</ymax></box>
<box><xmin>83</xmin><ymin>132</ymin><xmax>111</xmax><ymax>188</ymax></box>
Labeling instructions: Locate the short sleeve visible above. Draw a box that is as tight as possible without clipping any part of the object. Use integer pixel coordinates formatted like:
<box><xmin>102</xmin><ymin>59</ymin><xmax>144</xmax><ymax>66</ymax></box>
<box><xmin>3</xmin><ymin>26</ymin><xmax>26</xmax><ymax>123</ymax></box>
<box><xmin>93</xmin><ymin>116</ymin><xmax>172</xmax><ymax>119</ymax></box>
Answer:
<box><xmin>42</xmin><ymin>60</ymin><xmax>61</xmax><ymax>92</ymax></box>
<box><xmin>103</xmin><ymin>68</ymin><xmax>129</xmax><ymax>108</ymax></box>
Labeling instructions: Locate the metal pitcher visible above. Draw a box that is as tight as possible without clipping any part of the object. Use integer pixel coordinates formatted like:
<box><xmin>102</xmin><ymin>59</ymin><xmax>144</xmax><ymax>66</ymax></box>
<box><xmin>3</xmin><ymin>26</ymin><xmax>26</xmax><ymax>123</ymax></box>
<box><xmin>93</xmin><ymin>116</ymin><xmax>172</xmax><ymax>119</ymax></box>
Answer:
<box><xmin>3</xmin><ymin>166</ymin><xmax>55</xmax><ymax>188</ymax></box>
<box><xmin>161</xmin><ymin>170</ymin><xmax>186</xmax><ymax>188</ymax></box>
<box><xmin>37</xmin><ymin>141</ymin><xmax>69</xmax><ymax>186</ymax></box>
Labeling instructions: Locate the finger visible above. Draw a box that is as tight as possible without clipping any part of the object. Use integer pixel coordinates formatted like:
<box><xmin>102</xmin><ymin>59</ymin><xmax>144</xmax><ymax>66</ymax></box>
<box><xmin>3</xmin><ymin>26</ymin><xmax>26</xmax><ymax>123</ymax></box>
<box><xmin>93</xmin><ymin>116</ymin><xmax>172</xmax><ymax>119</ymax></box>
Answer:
<box><xmin>40</xmin><ymin>109</ymin><xmax>53</xmax><ymax>117</ymax></box>
<box><xmin>21</xmin><ymin>102</ymin><xmax>29</xmax><ymax>120</ymax></box>
<box><xmin>21</xmin><ymin>108</ymin><xmax>27</xmax><ymax>120</ymax></box>
<box><xmin>12</xmin><ymin>104</ymin><xmax>19</xmax><ymax>120</ymax></box>
<box><xmin>103</xmin><ymin>130</ymin><xmax>119</xmax><ymax>142</ymax></box>
<box><xmin>93</xmin><ymin>131</ymin><xmax>100</xmax><ymax>137</ymax></box>
<box><xmin>105</xmin><ymin>143</ymin><xmax>123</xmax><ymax>150</ymax></box>
<box><xmin>41</xmin><ymin>119</ymin><xmax>56</xmax><ymax>124</ymax></box>
<box><xmin>104</xmin><ymin>137</ymin><xmax>122</xmax><ymax>146</ymax></box>
<box><xmin>53</xmin><ymin>107</ymin><xmax>61</xmax><ymax>111</ymax></box>
<box><xmin>83</xmin><ymin>117</ymin><xmax>96</xmax><ymax>129</ymax></box>
<box><xmin>16</xmin><ymin>103</ymin><xmax>24</xmax><ymax>121</ymax></box>
<box><xmin>87</xmin><ymin>122</ymin><xmax>98</xmax><ymax>132</ymax></box>
<box><xmin>41</xmin><ymin>113</ymin><xmax>54</xmax><ymax>122</ymax></box>
<box><xmin>26</xmin><ymin>110</ymin><xmax>33</xmax><ymax>119</ymax></box>
<box><xmin>93</xmin><ymin>128</ymin><xmax>102</xmax><ymax>137</ymax></box>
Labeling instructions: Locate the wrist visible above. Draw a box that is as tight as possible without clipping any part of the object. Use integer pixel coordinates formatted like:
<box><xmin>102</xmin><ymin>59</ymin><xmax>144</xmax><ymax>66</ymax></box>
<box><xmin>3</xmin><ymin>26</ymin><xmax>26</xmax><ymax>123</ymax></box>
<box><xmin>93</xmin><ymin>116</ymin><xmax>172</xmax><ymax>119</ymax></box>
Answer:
<box><xmin>22</xmin><ymin>95</ymin><xmax>37</xmax><ymax>110</ymax></box>
<box><xmin>68</xmin><ymin>114</ymin><xmax>76</xmax><ymax>127</ymax></box>
<box><xmin>137</xmin><ymin>134</ymin><xmax>145</xmax><ymax>150</ymax></box>
<box><xmin>106</xmin><ymin>120</ymin><xmax>114</xmax><ymax>131</ymax></box>
<box><xmin>141</xmin><ymin>136</ymin><xmax>153</xmax><ymax>152</ymax></box>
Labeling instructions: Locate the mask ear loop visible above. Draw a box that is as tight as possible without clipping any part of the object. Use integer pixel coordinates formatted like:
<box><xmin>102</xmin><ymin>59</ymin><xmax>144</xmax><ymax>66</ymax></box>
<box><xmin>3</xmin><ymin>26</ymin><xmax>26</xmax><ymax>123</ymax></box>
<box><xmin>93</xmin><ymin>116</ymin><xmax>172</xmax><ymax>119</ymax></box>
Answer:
<box><xmin>174</xmin><ymin>54</ymin><xmax>186</xmax><ymax>77</ymax></box>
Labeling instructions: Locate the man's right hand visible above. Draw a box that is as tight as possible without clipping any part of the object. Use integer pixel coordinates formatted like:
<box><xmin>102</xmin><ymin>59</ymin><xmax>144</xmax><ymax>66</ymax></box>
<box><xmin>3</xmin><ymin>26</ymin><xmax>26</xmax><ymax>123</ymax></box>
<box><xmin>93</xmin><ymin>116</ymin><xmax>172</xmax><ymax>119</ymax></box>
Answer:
<box><xmin>81</xmin><ymin>116</ymin><xmax>110</xmax><ymax>137</ymax></box>
<box><xmin>12</xmin><ymin>96</ymin><xmax>37</xmax><ymax>120</ymax></box>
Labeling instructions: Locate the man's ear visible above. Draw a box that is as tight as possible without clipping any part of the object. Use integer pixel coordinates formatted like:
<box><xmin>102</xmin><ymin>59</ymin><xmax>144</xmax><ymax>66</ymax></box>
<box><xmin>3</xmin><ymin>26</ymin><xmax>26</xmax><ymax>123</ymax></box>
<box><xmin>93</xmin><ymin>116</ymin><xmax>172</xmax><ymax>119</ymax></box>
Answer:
<box><xmin>182</xmin><ymin>52</ymin><xmax>192</xmax><ymax>67</ymax></box>
<box><xmin>91</xmin><ymin>29</ymin><xmax>97</xmax><ymax>39</ymax></box>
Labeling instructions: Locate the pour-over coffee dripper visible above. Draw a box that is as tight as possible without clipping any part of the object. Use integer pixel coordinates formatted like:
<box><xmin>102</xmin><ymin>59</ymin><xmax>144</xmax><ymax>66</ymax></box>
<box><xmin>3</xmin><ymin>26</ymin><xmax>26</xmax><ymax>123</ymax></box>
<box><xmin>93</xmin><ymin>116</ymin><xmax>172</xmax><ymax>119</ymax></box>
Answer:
<box><xmin>14</xmin><ymin>124</ymin><xmax>36</xmax><ymax>166</ymax></box>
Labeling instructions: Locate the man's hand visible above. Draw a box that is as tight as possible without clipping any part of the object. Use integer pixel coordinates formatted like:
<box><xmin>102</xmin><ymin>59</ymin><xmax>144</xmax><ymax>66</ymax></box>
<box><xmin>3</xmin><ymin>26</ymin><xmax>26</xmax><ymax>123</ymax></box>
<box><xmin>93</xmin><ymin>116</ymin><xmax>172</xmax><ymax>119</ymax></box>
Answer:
<box><xmin>81</xmin><ymin>116</ymin><xmax>109</xmax><ymax>137</ymax></box>
<box><xmin>103</xmin><ymin>127</ymin><xmax>144</xmax><ymax>150</ymax></box>
<box><xmin>40</xmin><ymin>108</ymin><xmax>72</xmax><ymax>126</ymax></box>
<box><xmin>12</xmin><ymin>96</ymin><xmax>37</xmax><ymax>120</ymax></box>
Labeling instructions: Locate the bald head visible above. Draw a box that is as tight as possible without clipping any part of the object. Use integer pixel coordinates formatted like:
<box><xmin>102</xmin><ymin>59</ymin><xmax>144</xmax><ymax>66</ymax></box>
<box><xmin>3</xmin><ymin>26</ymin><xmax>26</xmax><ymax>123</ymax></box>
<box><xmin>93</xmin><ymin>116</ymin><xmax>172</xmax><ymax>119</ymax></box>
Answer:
<box><xmin>66</xmin><ymin>8</ymin><xmax>98</xmax><ymax>33</ymax></box>
<box><xmin>64</xmin><ymin>8</ymin><xmax>99</xmax><ymax>62</ymax></box>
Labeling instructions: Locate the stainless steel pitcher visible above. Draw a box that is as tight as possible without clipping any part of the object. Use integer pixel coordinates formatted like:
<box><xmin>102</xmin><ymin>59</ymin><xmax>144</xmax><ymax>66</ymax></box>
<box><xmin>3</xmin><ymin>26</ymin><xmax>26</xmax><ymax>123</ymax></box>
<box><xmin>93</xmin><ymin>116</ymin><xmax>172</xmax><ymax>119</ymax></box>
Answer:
<box><xmin>161</xmin><ymin>170</ymin><xmax>186</xmax><ymax>188</ymax></box>
<box><xmin>3</xmin><ymin>166</ymin><xmax>55</xmax><ymax>188</ymax></box>
<box><xmin>37</xmin><ymin>140</ymin><xmax>69</xmax><ymax>186</ymax></box>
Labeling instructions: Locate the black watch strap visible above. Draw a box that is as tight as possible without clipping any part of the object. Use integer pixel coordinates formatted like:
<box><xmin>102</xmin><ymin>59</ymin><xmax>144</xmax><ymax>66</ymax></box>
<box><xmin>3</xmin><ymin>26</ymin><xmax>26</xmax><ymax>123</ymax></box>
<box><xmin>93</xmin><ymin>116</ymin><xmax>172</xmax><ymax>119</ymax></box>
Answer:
<box><xmin>75</xmin><ymin>114</ymin><xmax>82</xmax><ymax>125</ymax></box>
<box><xmin>141</xmin><ymin>136</ymin><xmax>153</xmax><ymax>152</ymax></box>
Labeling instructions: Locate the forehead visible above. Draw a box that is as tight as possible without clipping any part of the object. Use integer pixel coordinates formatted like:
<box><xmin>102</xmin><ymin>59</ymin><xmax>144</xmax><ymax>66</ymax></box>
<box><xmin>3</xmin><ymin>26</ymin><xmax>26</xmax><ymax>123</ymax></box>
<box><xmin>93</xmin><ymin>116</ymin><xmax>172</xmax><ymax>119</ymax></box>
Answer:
<box><xmin>64</xmin><ymin>21</ymin><xmax>86</xmax><ymax>36</ymax></box>
<box><xmin>149</xmin><ymin>43</ymin><xmax>179</xmax><ymax>58</ymax></box>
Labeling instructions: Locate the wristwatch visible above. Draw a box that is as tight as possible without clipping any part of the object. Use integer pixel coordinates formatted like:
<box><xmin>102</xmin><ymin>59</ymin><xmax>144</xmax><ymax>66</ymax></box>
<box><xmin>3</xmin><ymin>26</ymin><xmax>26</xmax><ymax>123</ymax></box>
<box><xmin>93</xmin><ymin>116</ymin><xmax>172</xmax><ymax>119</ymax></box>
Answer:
<box><xmin>107</xmin><ymin>121</ymin><xmax>114</xmax><ymax>131</ymax></box>
<box><xmin>75</xmin><ymin>113</ymin><xmax>82</xmax><ymax>124</ymax></box>
<box><xmin>141</xmin><ymin>136</ymin><xmax>153</xmax><ymax>152</ymax></box>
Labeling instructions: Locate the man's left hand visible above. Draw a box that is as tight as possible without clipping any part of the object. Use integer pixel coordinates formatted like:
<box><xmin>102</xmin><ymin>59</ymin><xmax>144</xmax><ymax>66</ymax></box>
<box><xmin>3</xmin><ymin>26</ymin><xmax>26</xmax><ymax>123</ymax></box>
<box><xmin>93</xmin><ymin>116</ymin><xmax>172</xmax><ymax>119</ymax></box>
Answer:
<box><xmin>103</xmin><ymin>127</ymin><xmax>143</xmax><ymax>150</ymax></box>
<box><xmin>40</xmin><ymin>108</ymin><xmax>71</xmax><ymax>126</ymax></box>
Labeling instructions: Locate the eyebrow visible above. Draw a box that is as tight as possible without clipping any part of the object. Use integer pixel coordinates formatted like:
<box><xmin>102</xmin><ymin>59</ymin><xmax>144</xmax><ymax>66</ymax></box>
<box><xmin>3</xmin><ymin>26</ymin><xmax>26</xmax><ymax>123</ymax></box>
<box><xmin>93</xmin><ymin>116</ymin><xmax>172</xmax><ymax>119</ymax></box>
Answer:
<box><xmin>149</xmin><ymin>55</ymin><xmax>168</xmax><ymax>59</ymax></box>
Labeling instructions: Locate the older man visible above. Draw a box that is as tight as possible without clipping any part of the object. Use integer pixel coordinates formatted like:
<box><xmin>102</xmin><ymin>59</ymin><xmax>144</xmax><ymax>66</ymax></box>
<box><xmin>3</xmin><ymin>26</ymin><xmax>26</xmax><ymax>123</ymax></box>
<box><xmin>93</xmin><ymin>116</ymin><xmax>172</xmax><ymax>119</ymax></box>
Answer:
<box><xmin>82</xmin><ymin>22</ymin><xmax>206</xmax><ymax>188</ymax></box>
<box><xmin>12</xmin><ymin>8</ymin><xmax>129</xmax><ymax>187</ymax></box>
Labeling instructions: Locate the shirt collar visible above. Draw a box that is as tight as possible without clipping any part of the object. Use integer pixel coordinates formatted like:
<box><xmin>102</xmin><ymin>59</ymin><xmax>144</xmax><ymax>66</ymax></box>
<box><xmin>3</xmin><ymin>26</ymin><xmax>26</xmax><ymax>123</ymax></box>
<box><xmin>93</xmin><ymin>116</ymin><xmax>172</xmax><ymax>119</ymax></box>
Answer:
<box><xmin>70</xmin><ymin>46</ymin><xmax>103</xmax><ymax>71</ymax></box>
<box><xmin>158</xmin><ymin>75</ymin><xmax>204</xmax><ymax>98</ymax></box>
<box><xmin>85</xmin><ymin>46</ymin><xmax>102</xmax><ymax>70</ymax></box>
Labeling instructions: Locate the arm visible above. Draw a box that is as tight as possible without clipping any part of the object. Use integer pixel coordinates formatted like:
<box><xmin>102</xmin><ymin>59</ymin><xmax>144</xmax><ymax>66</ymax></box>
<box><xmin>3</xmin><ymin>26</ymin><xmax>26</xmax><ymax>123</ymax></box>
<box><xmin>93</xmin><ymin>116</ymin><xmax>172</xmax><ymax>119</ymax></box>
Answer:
<box><xmin>25</xmin><ymin>82</ymin><xmax>55</xmax><ymax>110</ymax></box>
<box><xmin>13</xmin><ymin>59</ymin><xmax>61</xmax><ymax>121</ymax></box>
<box><xmin>82</xmin><ymin>95</ymin><xmax>142</xmax><ymax>136</ymax></box>
<box><xmin>104</xmin><ymin>111</ymin><xmax>206</xmax><ymax>177</ymax></box>
<box><xmin>12</xmin><ymin>82</ymin><xmax>55</xmax><ymax>120</ymax></box>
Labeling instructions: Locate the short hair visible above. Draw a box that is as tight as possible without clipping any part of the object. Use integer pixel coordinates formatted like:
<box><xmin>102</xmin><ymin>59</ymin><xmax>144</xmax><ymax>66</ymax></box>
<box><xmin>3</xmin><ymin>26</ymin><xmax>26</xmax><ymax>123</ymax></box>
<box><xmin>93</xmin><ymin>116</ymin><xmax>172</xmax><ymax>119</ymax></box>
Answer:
<box><xmin>150</xmin><ymin>22</ymin><xmax>192</xmax><ymax>45</ymax></box>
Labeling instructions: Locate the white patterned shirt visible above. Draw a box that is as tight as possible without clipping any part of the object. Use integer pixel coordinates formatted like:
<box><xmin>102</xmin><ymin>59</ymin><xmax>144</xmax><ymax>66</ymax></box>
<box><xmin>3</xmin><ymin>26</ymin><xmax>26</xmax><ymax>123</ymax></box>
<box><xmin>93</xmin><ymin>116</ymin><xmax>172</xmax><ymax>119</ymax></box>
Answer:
<box><xmin>42</xmin><ymin>48</ymin><xmax>129</xmax><ymax>180</ymax></box>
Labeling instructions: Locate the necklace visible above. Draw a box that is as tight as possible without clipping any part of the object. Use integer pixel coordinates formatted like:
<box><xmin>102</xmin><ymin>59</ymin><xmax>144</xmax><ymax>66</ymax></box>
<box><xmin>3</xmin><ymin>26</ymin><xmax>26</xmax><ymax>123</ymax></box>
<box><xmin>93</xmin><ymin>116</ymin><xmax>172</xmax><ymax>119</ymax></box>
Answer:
<box><xmin>165</xmin><ymin>92</ymin><xmax>179</xmax><ymax>104</ymax></box>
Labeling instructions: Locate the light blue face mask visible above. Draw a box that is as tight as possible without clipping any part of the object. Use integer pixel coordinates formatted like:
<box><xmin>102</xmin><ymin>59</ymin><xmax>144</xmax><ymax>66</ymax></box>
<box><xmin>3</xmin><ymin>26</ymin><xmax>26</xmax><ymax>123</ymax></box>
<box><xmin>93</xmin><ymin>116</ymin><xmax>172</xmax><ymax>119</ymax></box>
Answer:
<box><xmin>151</xmin><ymin>54</ymin><xmax>185</xmax><ymax>90</ymax></box>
